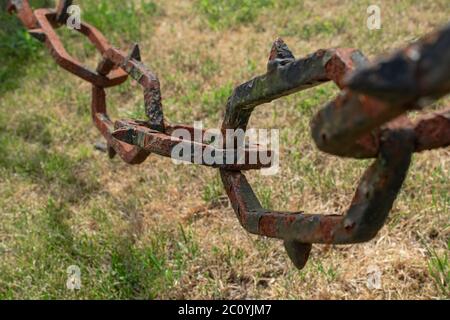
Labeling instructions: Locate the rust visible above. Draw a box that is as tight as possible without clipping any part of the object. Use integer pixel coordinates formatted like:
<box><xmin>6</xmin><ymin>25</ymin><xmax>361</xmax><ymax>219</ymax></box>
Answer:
<box><xmin>91</xmin><ymin>86</ymin><xmax>150</xmax><ymax>164</ymax></box>
<box><xmin>318</xmin><ymin>217</ymin><xmax>337</xmax><ymax>244</ymax></box>
<box><xmin>7</xmin><ymin>0</ymin><xmax>37</xmax><ymax>29</ymax></box>
<box><xmin>219</xmin><ymin>26</ymin><xmax>448</xmax><ymax>269</ymax></box>
<box><xmin>259</xmin><ymin>215</ymin><xmax>278</xmax><ymax>237</ymax></box>
<box><xmin>7</xmin><ymin>1</ymin><xmax>450</xmax><ymax>270</ymax></box>
<box><xmin>33</xmin><ymin>9</ymin><xmax>127</xmax><ymax>88</ymax></box>
<box><xmin>55</xmin><ymin>0</ymin><xmax>72</xmax><ymax>24</ymax></box>
<box><xmin>414</xmin><ymin>108</ymin><xmax>450</xmax><ymax>152</ymax></box>
<box><xmin>102</xmin><ymin>45</ymin><xmax>165</xmax><ymax>132</ymax></box>
<box><xmin>111</xmin><ymin>120</ymin><xmax>273</xmax><ymax>170</ymax></box>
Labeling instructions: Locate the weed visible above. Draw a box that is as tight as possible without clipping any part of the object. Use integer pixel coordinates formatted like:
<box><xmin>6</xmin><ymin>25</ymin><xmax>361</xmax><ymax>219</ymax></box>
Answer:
<box><xmin>425</xmin><ymin>240</ymin><xmax>450</xmax><ymax>297</ymax></box>
<box><xmin>195</xmin><ymin>0</ymin><xmax>273</xmax><ymax>29</ymax></box>
<box><xmin>200</xmin><ymin>82</ymin><xmax>233</xmax><ymax>118</ymax></box>
<box><xmin>202</xmin><ymin>174</ymin><xmax>224</xmax><ymax>205</ymax></box>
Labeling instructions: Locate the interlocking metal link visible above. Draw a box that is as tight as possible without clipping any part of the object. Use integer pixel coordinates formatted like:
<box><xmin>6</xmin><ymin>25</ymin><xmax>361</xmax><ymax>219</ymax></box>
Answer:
<box><xmin>7</xmin><ymin>0</ymin><xmax>449</xmax><ymax>270</ymax></box>
<box><xmin>311</xmin><ymin>24</ymin><xmax>450</xmax><ymax>158</ymax></box>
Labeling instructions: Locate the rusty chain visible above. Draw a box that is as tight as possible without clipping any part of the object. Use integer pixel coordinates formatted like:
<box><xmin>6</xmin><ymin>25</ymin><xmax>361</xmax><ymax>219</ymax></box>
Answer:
<box><xmin>6</xmin><ymin>0</ymin><xmax>450</xmax><ymax>270</ymax></box>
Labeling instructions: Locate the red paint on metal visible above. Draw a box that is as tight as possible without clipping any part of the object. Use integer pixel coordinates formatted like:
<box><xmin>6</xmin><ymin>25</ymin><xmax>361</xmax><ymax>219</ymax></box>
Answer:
<box><xmin>259</xmin><ymin>215</ymin><xmax>278</xmax><ymax>237</ymax></box>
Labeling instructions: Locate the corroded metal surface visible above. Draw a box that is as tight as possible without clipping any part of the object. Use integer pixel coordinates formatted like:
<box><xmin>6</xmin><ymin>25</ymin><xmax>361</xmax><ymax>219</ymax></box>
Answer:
<box><xmin>91</xmin><ymin>85</ymin><xmax>150</xmax><ymax>164</ymax></box>
<box><xmin>311</xmin><ymin>23</ymin><xmax>450</xmax><ymax>157</ymax></box>
<box><xmin>8</xmin><ymin>1</ymin><xmax>449</xmax><ymax>270</ymax></box>
<box><xmin>32</xmin><ymin>9</ymin><xmax>128</xmax><ymax>87</ymax></box>
<box><xmin>55</xmin><ymin>0</ymin><xmax>72</xmax><ymax>24</ymax></box>
<box><xmin>219</xmin><ymin>29</ymin><xmax>449</xmax><ymax>268</ymax></box>
<box><xmin>112</xmin><ymin>120</ymin><xmax>273</xmax><ymax>170</ymax></box>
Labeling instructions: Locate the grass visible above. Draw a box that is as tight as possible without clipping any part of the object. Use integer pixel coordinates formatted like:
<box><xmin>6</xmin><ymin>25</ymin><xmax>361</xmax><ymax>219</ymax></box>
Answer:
<box><xmin>82</xmin><ymin>0</ymin><xmax>161</xmax><ymax>44</ymax></box>
<box><xmin>0</xmin><ymin>12</ymin><xmax>44</xmax><ymax>92</ymax></box>
<box><xmin>0</xmin><ymin>0</ymin><xmax>449</xmax><ymax>299</ymax></box>
<box><xmin>195</xmin><ymin>0</ymin><xmax>274</xmax><ymax>30</ymax></box>
<box><xmin>200</xmin><ymin>82</ymin><xmax>233</xmax><ymax>118</ymax></box>
<box><xmin>201</xmin><ymin>174</ymin><xmax>224</xmax><ymax>205</ymax></box>
<box><xmin>428</xmin><ymin>248</ymin><xmax>449</xmax><ymax>297</ymax></box>
<box><xmin>421</xmin><ymin>237</ymin><xmax>450</xmax><ymax>297</ymax></box>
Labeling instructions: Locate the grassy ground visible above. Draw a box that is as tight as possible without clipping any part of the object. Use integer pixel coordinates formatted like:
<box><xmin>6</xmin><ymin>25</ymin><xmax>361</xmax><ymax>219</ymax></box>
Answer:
<box><xmin>0</xmin><ymin>0</ymin><xmax>449</xmax><ymax>299</ymax></box>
